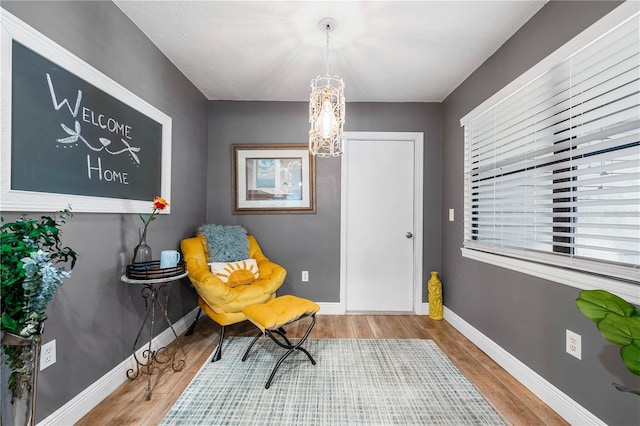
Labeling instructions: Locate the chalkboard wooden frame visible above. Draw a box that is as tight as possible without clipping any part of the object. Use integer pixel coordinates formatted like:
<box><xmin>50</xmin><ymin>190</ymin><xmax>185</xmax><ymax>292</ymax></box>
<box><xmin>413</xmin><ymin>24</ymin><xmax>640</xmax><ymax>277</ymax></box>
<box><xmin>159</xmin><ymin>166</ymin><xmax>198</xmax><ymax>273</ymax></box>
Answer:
<box><xmin>0</xmin><ymin>11</ymin><xmax>172</xmax><ymax>213</ymax></box>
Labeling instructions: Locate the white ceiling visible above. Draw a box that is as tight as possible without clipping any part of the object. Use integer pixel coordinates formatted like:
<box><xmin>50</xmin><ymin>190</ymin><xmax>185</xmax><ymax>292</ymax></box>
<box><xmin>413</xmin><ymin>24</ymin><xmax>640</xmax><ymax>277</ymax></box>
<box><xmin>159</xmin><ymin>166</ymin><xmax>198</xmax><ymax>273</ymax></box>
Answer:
<box><xmin>114</xmin><ymin>1</ymin><xmax>547</xmax><ymax>102</ymax></box>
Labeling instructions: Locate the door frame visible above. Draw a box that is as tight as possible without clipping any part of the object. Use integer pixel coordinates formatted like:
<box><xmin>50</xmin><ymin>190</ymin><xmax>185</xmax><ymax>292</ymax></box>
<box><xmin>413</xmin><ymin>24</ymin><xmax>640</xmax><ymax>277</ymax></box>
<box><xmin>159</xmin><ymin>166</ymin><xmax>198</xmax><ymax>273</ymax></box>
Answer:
<box><xmin>339</xmin><ymin>131</ymin><xmax>424</xmax><ymax>314</ymax></box>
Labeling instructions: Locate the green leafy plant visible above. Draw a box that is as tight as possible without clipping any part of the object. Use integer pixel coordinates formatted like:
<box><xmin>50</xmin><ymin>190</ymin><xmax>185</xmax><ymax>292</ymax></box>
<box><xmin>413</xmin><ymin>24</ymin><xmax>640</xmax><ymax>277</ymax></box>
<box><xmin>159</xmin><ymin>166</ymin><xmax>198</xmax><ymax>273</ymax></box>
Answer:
<box><xmin>575</xmin><ymin>289</ymin><xmax>640</xmax><ymax>396</ymax></box>
<box><xmin>1</xmin><ymin>208</ymin><xmax>77</xmax><ymax>400</ymax></box>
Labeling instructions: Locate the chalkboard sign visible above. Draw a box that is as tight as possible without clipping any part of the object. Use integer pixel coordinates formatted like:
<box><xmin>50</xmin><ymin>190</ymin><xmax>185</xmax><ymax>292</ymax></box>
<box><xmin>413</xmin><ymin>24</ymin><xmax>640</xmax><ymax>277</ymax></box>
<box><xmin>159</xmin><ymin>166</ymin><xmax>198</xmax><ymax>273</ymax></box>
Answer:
<box><xmin>1</xmin><ymin>11</ymin><xmax>172</xmax><ymax>213</ymax></box>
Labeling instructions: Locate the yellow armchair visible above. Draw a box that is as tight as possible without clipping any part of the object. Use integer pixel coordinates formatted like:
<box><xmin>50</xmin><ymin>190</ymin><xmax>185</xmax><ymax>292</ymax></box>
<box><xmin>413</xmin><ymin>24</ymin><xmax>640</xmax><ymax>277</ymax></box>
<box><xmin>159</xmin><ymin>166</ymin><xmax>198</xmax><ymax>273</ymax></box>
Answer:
<box><xmin>181</xmin><ymin>234</ymin><xmax>285</xmax><ymax>361</ymax></box>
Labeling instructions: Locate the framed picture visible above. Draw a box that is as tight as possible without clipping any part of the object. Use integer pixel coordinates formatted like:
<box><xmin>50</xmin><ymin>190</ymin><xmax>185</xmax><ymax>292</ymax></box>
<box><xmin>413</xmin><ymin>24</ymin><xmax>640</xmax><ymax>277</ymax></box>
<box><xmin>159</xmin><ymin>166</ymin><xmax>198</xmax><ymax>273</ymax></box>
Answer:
<box><xmin>0</xmin><ymin>11</ymin><xmax>172</xmax><ymax>213</ymax></box>
<box><xmin>232</xmin><ymin>144</ymin><xmax>316</xmax><ymax>214</ymax></box>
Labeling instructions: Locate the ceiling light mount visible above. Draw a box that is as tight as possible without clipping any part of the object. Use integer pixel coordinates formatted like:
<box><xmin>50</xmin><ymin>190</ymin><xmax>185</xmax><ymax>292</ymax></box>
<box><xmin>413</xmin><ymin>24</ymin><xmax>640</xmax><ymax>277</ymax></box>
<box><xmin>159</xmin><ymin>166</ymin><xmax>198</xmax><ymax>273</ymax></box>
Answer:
<box><xmin>319</xmin><ymin>17</ymin><xmax>337</xmax><ymax>33</ymax></box>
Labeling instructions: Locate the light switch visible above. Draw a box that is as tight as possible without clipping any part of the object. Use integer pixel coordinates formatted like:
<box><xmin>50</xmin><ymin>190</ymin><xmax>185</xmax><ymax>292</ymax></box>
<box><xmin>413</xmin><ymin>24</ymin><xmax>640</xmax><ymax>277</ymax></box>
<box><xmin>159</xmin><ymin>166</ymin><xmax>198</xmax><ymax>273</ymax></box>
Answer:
<box><xmin>449</xmin><ymin>209</ymin><xmax>455</xmax><ymax>222</ymax></box>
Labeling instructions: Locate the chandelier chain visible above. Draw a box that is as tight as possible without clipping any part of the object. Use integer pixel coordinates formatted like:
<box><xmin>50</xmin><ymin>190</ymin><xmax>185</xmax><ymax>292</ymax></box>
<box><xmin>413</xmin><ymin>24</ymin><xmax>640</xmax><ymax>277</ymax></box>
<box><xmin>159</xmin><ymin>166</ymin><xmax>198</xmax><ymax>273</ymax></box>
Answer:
<box><xmin>325</xmin><ymin>24</ymin><xmax>330</xmax><ymax>75</ymax></box>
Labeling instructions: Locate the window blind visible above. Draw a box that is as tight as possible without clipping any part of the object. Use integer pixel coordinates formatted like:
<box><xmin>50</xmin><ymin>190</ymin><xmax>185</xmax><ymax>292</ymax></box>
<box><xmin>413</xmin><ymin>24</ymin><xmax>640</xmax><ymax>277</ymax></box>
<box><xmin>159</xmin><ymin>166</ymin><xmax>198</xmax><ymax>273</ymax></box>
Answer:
<box><xmin>461</xmin><ymin>7</ymin><xmax>639</xmax><ymax>283</ymax></box>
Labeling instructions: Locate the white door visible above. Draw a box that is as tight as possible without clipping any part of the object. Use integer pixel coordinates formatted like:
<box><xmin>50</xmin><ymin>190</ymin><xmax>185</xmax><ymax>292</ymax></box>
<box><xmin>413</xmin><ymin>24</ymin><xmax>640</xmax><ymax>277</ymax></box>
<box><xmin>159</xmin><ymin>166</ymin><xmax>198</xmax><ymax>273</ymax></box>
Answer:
<box><xmin>341</xmin><ymin>132</ymin><xmax>423</xmax><ymax>312</ymax></box>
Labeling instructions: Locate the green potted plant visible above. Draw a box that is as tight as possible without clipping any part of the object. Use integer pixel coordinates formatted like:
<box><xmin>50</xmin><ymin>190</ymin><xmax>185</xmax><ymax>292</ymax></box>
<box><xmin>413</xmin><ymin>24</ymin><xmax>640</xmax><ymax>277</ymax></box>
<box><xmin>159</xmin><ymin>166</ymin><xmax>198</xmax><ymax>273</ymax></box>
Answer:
<box><xmin>575</xmin><ymin>289</ymin><xmax>640</xmax><ymax>395</ymax></box>
<box><xmin>1</xmin><ymin>208</ymin><xmax>77</xmax><ymax>425</ymax></box>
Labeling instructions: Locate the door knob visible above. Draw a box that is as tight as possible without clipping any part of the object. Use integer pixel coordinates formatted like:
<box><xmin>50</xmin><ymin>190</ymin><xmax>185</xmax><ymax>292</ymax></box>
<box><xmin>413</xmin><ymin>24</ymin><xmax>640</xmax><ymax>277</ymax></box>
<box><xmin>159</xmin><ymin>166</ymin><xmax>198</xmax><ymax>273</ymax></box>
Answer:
<box><xmin>406</xmin><ymin>232</ymin><xmax>413</xmax><ymax>239</ymax></box>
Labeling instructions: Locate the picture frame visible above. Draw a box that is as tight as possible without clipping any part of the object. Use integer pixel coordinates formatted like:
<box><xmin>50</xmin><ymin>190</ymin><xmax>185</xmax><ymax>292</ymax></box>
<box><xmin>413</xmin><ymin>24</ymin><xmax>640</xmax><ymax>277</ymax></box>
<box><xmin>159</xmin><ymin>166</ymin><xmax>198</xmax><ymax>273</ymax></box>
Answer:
<box><xmin>232</xmin><ymin>144</ymin><xmax>316</xmax><ymax>214</ymax></box>
<box><xmin>0</xmin><ymin>11</ymin><xmax>172</xmax><ymax>213</ymax></box>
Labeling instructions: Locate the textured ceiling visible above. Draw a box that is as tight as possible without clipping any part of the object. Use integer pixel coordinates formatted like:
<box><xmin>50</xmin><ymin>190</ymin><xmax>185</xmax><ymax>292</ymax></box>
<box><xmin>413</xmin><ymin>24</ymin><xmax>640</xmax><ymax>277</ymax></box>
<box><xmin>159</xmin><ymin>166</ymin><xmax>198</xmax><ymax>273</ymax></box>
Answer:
<box><xmin>114</xmin><ymin>1</ymin><xmax>547</xmax><ymax>102</ymax></box>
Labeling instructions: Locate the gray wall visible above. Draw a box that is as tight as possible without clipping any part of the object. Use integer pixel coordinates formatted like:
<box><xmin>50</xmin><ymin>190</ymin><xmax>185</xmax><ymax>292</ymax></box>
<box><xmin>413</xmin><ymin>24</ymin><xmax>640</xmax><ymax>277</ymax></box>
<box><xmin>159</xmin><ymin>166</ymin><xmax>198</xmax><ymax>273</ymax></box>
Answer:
<box><xmin>208</xmin><ymin>101</ymin><xmax>442</xmax><ymax>303</ymax></box>
<box><xmin>1</xmin><ymin>1</ymin><xmax>207</xmax><ymax>422</ymax></box>
<box><xmin>442</xmin><ymin>1</ymin><xmax>639</xmax><ymax>425</ymax></box>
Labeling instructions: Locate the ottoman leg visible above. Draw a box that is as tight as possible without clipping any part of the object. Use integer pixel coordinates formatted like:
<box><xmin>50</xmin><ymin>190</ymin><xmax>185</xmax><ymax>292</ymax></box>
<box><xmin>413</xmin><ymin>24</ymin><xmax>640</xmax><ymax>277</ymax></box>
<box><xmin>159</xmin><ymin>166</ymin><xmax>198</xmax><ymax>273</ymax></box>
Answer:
<box><xmin>270</xmin><ymin>328</ymin><xmax>292</xmax><ymax>346</ymax></box>
<box><xmin>264</xmin><ymin>314</ymin><xmax>317</xmax><ymax>389</ymax></box>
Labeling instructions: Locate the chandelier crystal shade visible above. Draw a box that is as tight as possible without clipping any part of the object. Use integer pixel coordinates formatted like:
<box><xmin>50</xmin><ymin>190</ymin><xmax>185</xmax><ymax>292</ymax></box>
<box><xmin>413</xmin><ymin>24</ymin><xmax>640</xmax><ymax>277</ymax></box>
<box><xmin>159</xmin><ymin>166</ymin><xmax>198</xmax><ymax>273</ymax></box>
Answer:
<box><xmin>309</xmin><ymin>18</ymin><xmax>345</xmax><ymax>157</ymax></box>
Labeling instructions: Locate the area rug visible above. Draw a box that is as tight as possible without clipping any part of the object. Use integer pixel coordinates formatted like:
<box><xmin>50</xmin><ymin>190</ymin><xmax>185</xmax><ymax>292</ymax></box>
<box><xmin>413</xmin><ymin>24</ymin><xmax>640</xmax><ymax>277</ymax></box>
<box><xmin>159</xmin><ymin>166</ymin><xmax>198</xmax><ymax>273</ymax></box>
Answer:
<box><xmin>161</xmin><ymin>338</ymin><xmax>505</xmax><ymax>425</ymax></box>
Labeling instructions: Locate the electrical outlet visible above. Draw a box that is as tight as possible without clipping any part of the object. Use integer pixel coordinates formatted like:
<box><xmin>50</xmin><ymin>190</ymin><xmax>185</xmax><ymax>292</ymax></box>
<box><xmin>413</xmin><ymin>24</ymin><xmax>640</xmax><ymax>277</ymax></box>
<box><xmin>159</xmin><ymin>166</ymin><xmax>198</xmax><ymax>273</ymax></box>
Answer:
<box><xmin>40</xmin><ymin>339</ymin><xmax>56</xmax><ymax>371</ymax></box>
<box><xmin>448</xmin><ymin>208</ymin><xmax>455</xmax><ymax>222</ymax></box>
<box><xmin>302</xmin><ymin>270</ymin><xmax>309</xmax><ymax>282</ymax></box>
<box><xmin>566</xmin><ymin>330</ymin><xmax>581</xmax><ymax>360</ymax></box>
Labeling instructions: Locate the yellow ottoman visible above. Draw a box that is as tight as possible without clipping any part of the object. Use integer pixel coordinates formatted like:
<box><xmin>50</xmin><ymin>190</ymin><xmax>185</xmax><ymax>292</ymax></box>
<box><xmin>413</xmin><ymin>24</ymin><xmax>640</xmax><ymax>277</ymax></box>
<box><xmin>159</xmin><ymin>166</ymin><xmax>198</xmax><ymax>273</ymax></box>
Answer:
<box><xmin>241</xmin><ymin>295</ymin><xmax>320</xmax><ymax>389</ymax></box>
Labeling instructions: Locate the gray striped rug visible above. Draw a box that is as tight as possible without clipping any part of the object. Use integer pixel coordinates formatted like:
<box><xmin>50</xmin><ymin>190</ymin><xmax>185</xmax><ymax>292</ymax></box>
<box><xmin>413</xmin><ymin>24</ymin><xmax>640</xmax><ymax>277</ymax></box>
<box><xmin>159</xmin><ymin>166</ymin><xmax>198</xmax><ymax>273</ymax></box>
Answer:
<box><xmin>161</xmin><ymin>338</ymin><xmax>505</xmax><ymax>425</ymax></box>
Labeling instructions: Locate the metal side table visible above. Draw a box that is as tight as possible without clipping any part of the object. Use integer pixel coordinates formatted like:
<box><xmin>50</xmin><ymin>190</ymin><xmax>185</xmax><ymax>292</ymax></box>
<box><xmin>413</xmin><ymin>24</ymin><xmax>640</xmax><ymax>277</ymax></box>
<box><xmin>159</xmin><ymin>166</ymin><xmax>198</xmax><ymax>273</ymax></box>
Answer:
<box><xmin>121</xmin><ymin>272</ymin><xmax>188</xmax><ymax>400</ymax></box>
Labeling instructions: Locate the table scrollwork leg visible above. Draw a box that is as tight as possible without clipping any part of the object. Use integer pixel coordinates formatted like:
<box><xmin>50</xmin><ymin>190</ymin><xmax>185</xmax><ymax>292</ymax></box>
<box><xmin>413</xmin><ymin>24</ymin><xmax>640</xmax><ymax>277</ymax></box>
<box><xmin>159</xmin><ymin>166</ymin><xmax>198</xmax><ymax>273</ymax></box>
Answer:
<box><xmin>127</xmin><ymin>284</ymin><xmax>156</xmax><ymax>380</ymax></box>
<box><xmin>156</xmin><ymin>283</ymin><xmax>187</xmax><ymax>372</ymax></box>
<box><xmin>122</xmin><ymin>274</ymin><xmax>188</xmax><ymax>400</ymax></box>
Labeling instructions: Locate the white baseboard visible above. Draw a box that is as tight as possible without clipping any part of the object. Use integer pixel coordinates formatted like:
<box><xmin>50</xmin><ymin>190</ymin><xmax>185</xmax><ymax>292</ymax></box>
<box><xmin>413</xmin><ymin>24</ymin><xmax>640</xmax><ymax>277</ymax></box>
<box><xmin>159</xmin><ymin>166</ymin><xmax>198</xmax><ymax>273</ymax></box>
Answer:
<box><xmin>271</xmin><ymin>301</ymin><xmax>348</xmax><ymax>315</ymax></box>
<box><xmin>417</xmin><ymin>302</ymin><xmax>429</xmax><ymax>315</ymax></box>
<box><xmin>443</xmin><ymin>306</ymin><xmax>605</xmax><ymax>426</ymax></box>
<box><xmin>317</xmin><ymin>302</ymin><xmax>344</xmax><ymax>315</ymax></box>
<box><xmin>37</xmin><ymin>308</ymin><xmax>200</xmax><ymax>426</ymax></box>
<box><xmin>317</xmin><ymin>302</ymin><xmax>430</xmax><ymax>315</ymax></box>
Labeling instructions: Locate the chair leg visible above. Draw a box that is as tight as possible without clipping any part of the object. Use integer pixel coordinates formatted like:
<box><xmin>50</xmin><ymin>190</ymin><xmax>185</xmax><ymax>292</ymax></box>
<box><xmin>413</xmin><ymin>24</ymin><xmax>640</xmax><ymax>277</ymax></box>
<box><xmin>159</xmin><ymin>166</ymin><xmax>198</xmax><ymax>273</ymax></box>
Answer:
<box><xmin>211</xmin><ymin>325</ymin><xmax>225</xmax><ymax>362</ymax></box>
<box><xmin>185</xmin><ymin>308</ymin><xmax>202</xmax><ymax>336</ymax></box>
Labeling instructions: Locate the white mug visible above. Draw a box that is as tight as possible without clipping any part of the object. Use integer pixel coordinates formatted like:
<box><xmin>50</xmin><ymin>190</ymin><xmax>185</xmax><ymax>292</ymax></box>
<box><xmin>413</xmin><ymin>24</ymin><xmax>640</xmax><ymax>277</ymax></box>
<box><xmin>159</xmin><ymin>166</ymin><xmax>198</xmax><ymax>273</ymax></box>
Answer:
<box><xmin>160</xmin><ymin>250</ymin><xmax>181</xmax><ymax>269</ymax></box>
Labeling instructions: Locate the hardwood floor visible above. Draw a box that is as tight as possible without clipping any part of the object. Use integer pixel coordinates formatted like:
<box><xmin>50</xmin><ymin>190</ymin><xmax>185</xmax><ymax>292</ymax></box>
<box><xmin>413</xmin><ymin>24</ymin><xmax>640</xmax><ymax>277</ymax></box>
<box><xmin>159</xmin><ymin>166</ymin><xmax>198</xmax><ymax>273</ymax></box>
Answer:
<box><xmin>77</xmin><ymin>315</ymin><xmax>568</xmax><ymax>425</ymax></box>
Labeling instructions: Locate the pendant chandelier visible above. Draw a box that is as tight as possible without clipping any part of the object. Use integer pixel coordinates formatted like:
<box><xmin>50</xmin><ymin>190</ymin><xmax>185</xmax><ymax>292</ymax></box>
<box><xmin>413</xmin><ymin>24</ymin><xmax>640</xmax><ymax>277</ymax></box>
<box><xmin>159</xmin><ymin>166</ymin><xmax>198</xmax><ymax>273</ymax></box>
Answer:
<box><xmin>309</xmin><ymin>18</ymin><xmax>345</xmax><ymax>157</ymax></box>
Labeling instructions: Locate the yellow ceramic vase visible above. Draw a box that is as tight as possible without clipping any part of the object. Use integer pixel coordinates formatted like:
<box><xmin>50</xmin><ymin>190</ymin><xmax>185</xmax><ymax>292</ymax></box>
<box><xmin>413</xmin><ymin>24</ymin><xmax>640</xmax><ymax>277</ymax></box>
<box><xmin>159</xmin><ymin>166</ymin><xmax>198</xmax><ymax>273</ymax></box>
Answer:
<box><xmin>428</xmin><ymin>271</ymin><xmax>443</xmax><ymax>320</ymax></box>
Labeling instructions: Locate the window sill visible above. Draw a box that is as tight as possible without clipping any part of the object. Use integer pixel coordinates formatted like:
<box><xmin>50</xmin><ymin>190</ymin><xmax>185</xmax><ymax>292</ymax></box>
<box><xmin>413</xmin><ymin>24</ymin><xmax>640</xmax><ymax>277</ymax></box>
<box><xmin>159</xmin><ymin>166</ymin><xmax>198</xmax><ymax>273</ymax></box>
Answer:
<box><xmin>461</xmin><ymin>248</ymin><xmax>639</xmax><ymax>305</ymax></box>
